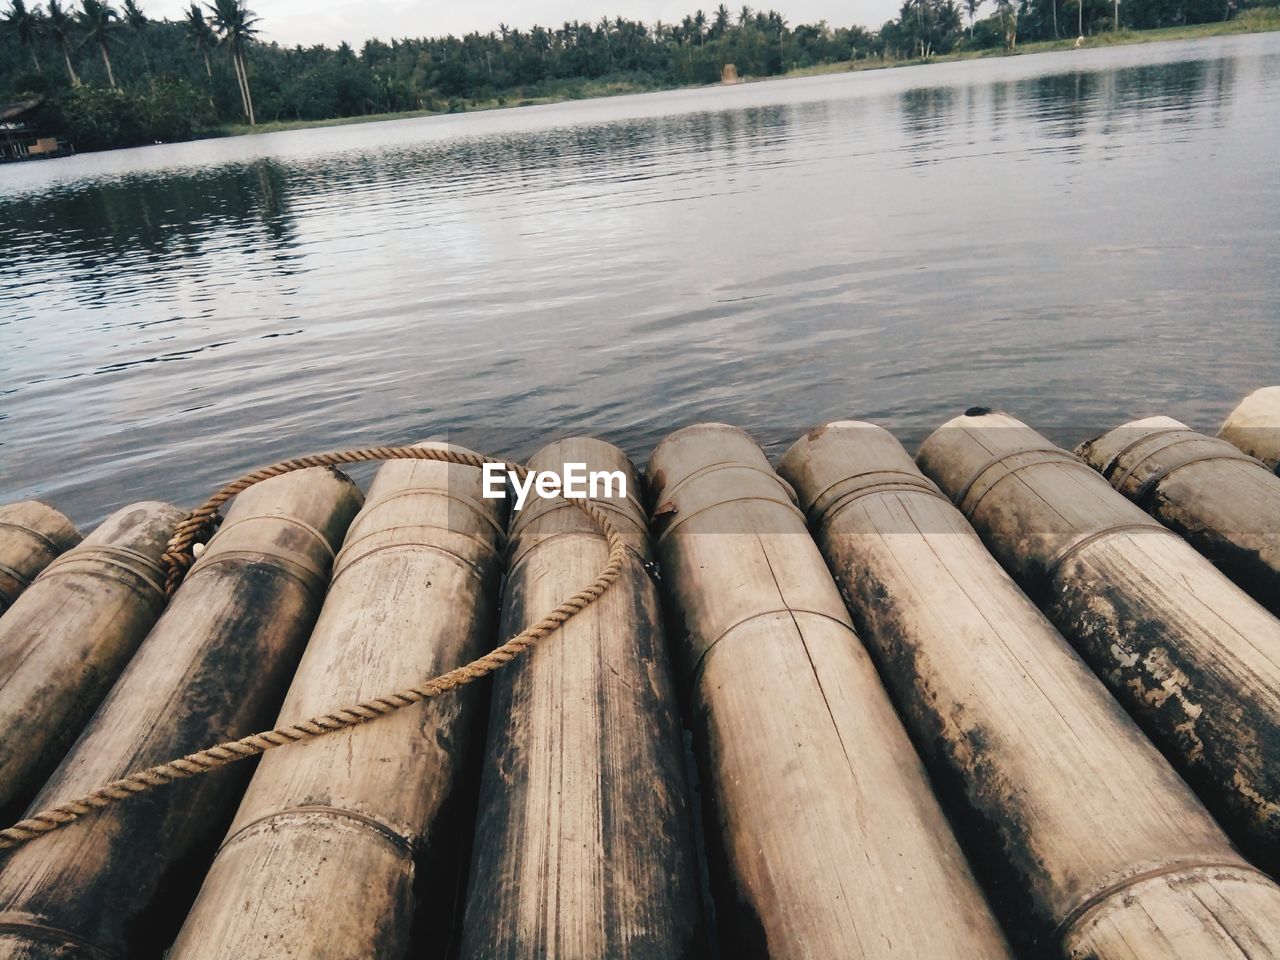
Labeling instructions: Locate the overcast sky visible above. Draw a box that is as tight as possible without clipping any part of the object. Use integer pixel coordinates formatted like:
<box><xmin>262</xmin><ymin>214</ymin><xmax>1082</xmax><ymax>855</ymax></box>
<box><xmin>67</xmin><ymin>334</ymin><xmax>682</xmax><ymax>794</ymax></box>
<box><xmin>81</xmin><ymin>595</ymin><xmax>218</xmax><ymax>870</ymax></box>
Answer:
<box><xmin>144</xmin><ymin>0</ymin><xmax>904</xmax><ymax>50</ymax></box>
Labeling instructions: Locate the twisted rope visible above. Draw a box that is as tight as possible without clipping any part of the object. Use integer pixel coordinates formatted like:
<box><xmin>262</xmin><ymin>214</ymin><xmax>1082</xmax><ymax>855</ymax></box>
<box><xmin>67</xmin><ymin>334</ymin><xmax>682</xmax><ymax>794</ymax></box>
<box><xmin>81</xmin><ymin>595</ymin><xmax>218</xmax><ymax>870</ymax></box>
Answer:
<box><xmin>0</xmin><ymin>445</ymin><xmax>628</xmax><ymax>852</ymax></box>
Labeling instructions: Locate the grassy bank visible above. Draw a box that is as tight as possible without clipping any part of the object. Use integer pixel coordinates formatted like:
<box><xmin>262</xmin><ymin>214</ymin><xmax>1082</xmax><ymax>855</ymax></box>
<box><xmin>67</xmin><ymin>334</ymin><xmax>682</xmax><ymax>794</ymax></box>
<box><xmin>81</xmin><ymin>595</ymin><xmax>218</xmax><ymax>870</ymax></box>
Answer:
<box><xmin>784</xmin><ymin>8</ymin><xmax>1280</xmax><ymax>78</ymax></box>
<box><xmin>209</xmin><ymin>12</ymin><xmax>1279</xmax><ymax>138</ymax></box>
<box><xmin>213</xmin><ymin>78</ymin><xmax>661</xmax><ymax>137</ymax></box>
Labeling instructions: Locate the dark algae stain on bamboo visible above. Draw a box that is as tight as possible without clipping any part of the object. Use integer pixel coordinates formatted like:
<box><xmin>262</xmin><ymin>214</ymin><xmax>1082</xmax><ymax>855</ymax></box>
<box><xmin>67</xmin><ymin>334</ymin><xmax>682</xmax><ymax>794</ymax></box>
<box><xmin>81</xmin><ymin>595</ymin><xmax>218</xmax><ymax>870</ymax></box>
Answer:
<box><xmin>918</xmin><ymin>412</ymin><xmax>1280</xmax><ymax>878</ymax></box>
<box><xmin>1048</xmin><ymin>561</ymin><xmax>1280</xmax><ymax>861</ymax></box>
<box><xmin>0</xmin><ymin>500</ymin><xmax>181</xmax><ymax>826</ymax></box>
<box><xmin>839</xmin><ymin>563</ymin><xmax>1050</xmax><ymax>951</ymax></box>
<box><xmin>1078</xmin><ymin>418</ymin><xmax>1280</xmax><ymax>617</ymax></box>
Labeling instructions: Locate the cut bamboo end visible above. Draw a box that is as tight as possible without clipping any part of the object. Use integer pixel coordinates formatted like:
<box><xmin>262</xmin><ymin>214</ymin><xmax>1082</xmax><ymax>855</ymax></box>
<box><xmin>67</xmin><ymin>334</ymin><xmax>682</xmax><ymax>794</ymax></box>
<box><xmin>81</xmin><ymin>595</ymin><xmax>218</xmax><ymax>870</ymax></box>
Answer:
<box><xmin>918</xmin><ymin>409</ymin><xmax>1168</xmax><ymax>593</ymax></box>
<box><xmin>0</xmin><ymin>501</ymin><xmax>185</xmax><ymax>824</ymax></box>
<box><xmin>170</xmin><ymin>444</ymin><xmax>503</xmax><ymax>960</ymax></box>
<box><xmin>649</xmin><ymin>422</ymin><xmax>1013</xmax><ymax>959</ymax></box>
<box><xmin>462</xmin><ymin>437</ymin><xmax>702</xmax><ymax>959</ymax></box>
<box><xmin>1219</xmin><ymin>385</ymin><xmax>1280</xmax><ymax>472</ymax></box>
<box><xmin>0</xmin><ymin>500</ymin><xmax>80</xmax><ymax>614</ymax></box>
<box><xmin>504</xmin><ymin>436</ymin><xmax>650</xmax><ymax>570</ymax></box>
<box><xmin>919</xmin><ymin>410</ymin><xmax>1280</xmax><ymax>874</ymax></box>
<box><xmin>0</xmin><ymin>467</ymin><xmax>363</xmax><ymax>960</ymax></box>
<box><xmin>1079</xmin><ymin>415</ymin><xmax>1280</xmax><ymax>616</ymax></box>
<box><xmin>781</xmin><ymin>420</ymin><xmax>1280</xmax><ymax>957</ymax></box>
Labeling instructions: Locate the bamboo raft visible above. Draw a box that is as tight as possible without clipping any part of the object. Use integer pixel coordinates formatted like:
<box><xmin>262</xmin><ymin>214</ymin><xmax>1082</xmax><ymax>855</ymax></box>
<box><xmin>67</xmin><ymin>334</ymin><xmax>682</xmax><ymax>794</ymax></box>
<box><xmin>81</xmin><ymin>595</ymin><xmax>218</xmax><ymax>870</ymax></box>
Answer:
<box><xmin>0</xmin><ymin>386</ymin><xmax>1277</xmax><ymax>959</ymax></box>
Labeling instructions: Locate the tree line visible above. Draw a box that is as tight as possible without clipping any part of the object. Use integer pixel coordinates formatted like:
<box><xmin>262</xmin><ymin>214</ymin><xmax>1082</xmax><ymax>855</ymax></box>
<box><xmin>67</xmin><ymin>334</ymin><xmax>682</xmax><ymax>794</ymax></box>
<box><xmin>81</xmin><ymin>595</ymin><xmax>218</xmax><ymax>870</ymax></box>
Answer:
<box><xmin>1</xmin><ymin>0</ymin><xmax>1274</xmax><ymax>151</ymax></box>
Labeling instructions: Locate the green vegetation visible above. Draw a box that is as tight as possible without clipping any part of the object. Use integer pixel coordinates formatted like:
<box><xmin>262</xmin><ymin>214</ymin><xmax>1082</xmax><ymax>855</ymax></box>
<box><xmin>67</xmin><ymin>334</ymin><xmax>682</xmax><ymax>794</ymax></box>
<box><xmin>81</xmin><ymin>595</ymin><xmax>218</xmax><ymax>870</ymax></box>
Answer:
<box><xmin>2</xmin><ymin>0</ymin><xmax>1277</xmax><ymax>152</ymax></box>
<box><xmin>33</xmin><ymin>77</ymin><xmax>213</xmax><ymax>148</ymax></box>
<box><xmin>784</xmin><ymin>7</ymin><xmax>1280</xmax><ymax>76</ymax></box>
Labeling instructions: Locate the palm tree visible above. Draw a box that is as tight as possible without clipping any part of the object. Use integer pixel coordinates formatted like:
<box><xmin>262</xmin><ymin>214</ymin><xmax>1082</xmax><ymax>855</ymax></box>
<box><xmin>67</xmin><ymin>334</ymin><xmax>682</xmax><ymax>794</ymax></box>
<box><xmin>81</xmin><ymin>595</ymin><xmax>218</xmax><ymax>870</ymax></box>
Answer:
<box><xmin>121</xmin><ymin>0</ymin><xmax>149</xmax><ymax>75</ymax></box>
<box><xmin>78</xmin><ymin>0</ymin><xmax>119</xmax><ymax>88</ymax></box>
<box><xmin>768</xmin><ymin>10</ymin><xmax>788</xmax><ymax>64</ymax></box>
<box><xmin>530</xmin><ymin>23</ymin><xmax>548</xmax><ymax>60</ymax></box>
<box><xmin>964</xmin><ymin>0</ymin><xmax>983</xmax><ymax>35</ymax></box>
<box><xmin>209</xmin><ymin>0</ymin><xmax>260</xmax><ymax>125</ymax></box>
<box><xmin>5</xmin><ymin>0</ymin><xmax>43</xmax><ymax>73</ymax></box>
<box><xmin>45</xmin><ymin>0</ymin><xmax>80</xmax><ymax>84</ymax></box>
<box><xmin>614</xmin><ymin>15</ymin><xmax>628</xmax><ymax>61</ymax></box>
<box><xmin>713</xmin><ymin>4</ymin><xmax>731</xmax><ymax>38</ymax></box>
<box><xmin>738</xmin><ymin>4</ymin><xmax>752</xmax><ymax>26</ymax></box>
<box><xmin>598</xmin><ymin>15</ymin><xmax>613</xmax><ymax>66</ymax></box>
<box><xmin>183</xmin><ymin>1</ymin><xmax>213</xmax><ymax>76</ymax></box>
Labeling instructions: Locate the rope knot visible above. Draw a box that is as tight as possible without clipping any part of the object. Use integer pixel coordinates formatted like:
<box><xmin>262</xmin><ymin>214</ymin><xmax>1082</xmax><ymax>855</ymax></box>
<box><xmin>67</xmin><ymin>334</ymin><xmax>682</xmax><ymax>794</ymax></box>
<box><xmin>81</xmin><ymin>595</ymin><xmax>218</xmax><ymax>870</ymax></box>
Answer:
<box><xmin>162</xmin><ymin>508</ymin><xmax>223</xmax><ymax>596</ymax></box>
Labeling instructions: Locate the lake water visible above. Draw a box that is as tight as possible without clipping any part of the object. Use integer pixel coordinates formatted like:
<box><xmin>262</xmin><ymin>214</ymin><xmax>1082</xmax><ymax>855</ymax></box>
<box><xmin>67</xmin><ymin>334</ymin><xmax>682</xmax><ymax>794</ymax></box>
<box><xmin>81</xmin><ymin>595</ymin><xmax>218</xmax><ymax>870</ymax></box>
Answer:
<box><xmin>3</xmin><ymin>33</ymin><xmax>1279</xmax><ymax>526</ymax></box>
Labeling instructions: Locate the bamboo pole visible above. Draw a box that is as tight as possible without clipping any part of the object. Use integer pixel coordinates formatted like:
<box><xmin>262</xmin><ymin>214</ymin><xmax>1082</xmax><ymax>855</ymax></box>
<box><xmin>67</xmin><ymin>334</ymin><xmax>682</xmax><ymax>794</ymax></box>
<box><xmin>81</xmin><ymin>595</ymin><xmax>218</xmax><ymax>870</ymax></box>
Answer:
<box><xmin>0</xmin><ymin>501</ymin><xmax>184</xmax><ymax>822</ymax></box>
<box><xmin>0</xmin><ymin>468</ymin><xmax>362</xmax><ymax>960</ymax></box>
<box><xmin>0</xmin><ymin>500</ymin><xmax>80</xmax><ymax>614</ymax></box>
<box><xmin>647</xmin><ymin>423</ymin><xmax>1013</xmax><ymax>959</ymax></box>
<box><xmin>781</xmin><ymin>421</ymin><xmax>1280</xmax><ymax>958</ymax></box>
<box><xmin>168</xmin><ymin>446</ymin><xmax>505</xmax><ymax>960</ymax></box>
<box><xmin>1219</xmin><ymin>386</ymin><xmax>1280</xmax><ymax>472</ymax></box>
<box><xmin>918</xmin><ymin>410</ymin><xmax>1280</xmax><ymax>873</ymax></box>
<box><xmin>462</xmin><ymin>438</ymin><xmax>702</xmax><ymax>960</ymax></box>
<box><xmin>1079</xmin><ymin>416</ymin><xmax>1280</xmax><ymax>617</ymax></box>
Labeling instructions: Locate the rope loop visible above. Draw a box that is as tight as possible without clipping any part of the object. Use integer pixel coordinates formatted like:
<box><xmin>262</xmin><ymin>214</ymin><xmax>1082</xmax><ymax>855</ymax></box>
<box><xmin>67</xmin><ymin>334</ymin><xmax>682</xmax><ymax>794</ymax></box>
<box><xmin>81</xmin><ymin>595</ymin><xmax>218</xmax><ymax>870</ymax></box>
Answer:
<box><xmin>0</xmin><ymin>444</ymin><xmax>627</xmax><ymax>853</ymax></box>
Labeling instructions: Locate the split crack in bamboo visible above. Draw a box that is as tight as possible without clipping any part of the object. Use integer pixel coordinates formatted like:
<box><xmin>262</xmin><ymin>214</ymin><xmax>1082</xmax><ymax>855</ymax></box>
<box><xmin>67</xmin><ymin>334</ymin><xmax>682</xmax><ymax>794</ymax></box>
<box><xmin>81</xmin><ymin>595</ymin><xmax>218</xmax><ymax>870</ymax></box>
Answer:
<box><xmin>0</xmin><ymin>445</ymin><xmax>628</xmax><ymax>852</ymax></box>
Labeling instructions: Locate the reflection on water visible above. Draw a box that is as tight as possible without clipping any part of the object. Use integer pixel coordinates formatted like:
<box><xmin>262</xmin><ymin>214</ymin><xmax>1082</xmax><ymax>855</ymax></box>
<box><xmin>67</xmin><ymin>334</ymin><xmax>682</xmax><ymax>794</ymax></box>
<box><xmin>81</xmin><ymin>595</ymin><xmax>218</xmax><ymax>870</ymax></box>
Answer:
<box><xmin>2</xmin><ymin>33</ymin><xmax>1279</xmax><ymax>524</ymax></box>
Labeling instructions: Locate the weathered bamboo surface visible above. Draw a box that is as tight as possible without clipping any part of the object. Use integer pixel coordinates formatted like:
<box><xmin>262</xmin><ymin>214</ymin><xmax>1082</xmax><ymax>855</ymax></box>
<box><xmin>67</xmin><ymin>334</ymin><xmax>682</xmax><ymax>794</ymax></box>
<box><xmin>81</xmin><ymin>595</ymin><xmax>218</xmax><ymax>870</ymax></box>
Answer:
<box><xmin>0</xmin><ymin>501</ymin><xmax>184</xmax><ymax>823</ymax></box>
<box><xmin>169</xmin><ymin>445</ymin><xmax>503</xmax><ymax>960</ymax></box>
<box><xmin>1220</xmin><ymin>385</ymin><xmax>1280</xmax><ymax>471</ymax></box>
<box><xmin>918</xmin><ymin>410</ymin><xmax>1280</xmax><ymax>872</ymax></box>
<box><xmin>0</xmin><ymin>501</ymin><xmax>80</xmax><ymax>614</ymax></box>
<box><xmin>0</xmin><ymin>467</ymin><xmax>362</xmax><ymax>960</ymax></box>
<box><xmin>462</xmin><ymin>438</ymin><xmax>702</xmax><ymax>960</ymax></box>
<box><xmin>1079</xmin><ymin>415</ymin><xmax>1280</xmax><ymax>616</ymax></box>
<box><xmin>781</xmin><ymin>421</ymin><xmax>1280</xmax><ymax>959</ymax></box>
<box><xmin>647</xmin><ymin>423</ymin><xmax>1013</xmax><ymax>959</ymax></box>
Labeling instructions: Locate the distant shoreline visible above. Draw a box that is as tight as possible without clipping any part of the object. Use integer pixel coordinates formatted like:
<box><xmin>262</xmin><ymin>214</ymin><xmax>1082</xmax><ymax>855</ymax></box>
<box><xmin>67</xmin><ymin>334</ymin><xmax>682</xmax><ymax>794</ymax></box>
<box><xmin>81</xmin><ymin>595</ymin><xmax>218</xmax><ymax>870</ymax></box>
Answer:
<box><xmin>204</xmin><ymin>14</ymin><xmax>1278</xmax><ymax>139</ymax></box>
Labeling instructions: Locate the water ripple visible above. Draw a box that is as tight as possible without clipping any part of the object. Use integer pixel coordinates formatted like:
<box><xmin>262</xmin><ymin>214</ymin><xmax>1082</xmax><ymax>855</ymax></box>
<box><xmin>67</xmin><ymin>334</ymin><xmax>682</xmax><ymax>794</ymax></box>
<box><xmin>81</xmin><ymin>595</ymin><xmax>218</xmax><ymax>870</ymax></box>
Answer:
<box><xmin>2</xmin><ymin>33</ymin><xmax>1279</xmax><ymax>524</ymax></box>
